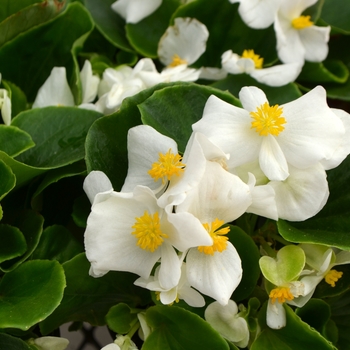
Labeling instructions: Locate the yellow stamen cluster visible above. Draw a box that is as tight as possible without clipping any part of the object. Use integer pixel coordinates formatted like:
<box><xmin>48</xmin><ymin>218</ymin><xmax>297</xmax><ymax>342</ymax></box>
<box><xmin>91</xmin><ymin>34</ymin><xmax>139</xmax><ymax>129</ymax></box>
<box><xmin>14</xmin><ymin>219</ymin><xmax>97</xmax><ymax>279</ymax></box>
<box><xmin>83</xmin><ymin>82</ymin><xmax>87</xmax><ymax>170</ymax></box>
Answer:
<box><xmin>168</xmin><ymin>54</ymin><xmax>188</xmax><ymax>67</ymax></box>
<box><xmin>250</xmin><ymin>102</ymin><xmax>286</xmax><ymax>136</ymax></box>
<box><xmin>325</xmin><ymin>269</ymin><xmax>343</xmax><ymax>287</ymax></box>
<box><xmin>292</xmin><ymin>15</ymin><xmax>314</xmax><ymax>30</ymax></box>
<box><xmin>132</xmin><ymin>211</ymin><xmax>168</xmax><ymax>252</ymax></box>
<box><xmin>242</xmin><ymin>49</ymin><xmax>264</xmax><ymax>69</ymax></box>
<box><xmin>269</xmin><ymin>287</ymin><xmax>294</xmax><ymax>304</ymax></box>
<box><xmin>198</xmin><ymin>218</ymin><xmax>230</xmax><ymax>255</ymax></box>
<box><xmin>148</xmin><ymin>149</ymin><xmax>185</xmax><ymax>183</ymax></box>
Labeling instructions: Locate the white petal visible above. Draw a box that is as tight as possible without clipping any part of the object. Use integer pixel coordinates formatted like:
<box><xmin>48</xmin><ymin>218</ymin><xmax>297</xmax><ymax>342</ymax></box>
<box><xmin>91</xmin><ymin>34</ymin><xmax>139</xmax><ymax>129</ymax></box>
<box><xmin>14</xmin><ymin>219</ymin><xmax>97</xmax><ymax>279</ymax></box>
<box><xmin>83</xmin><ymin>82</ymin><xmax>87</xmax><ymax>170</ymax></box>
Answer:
<box><xmin>160</xmin><ymin>65</ymin><xmax>201</xmax><ymax>82</ymax></box>
<box><xmin>158</xmin><ymin>17</ymin><xmax>209</xmax><ymax>66</ymax></box>
<box><xmin>186</xmin><ymin>243</ymin><xmax>242</xmax><ymax>305</ymax></box>
<box><xmin>178</xmin><ymin>286</ymin><xmax>206</xmax><ymax>307</ymax></box>
<box><xmin>158</xmin><ymin>243</ymin><xmax>182</xmax><ymax>290</ymax></box>
<box><xmin>299</xmin><ymin>25</ymin><xmax>330</xmax><ymax>62</ymax></box>
<box><xmin>122</xmin><ymin>125</ymin><xmax>178</xmax><ymax>193</ymax></box>
<box><xmin>250</xmin><ymin>62</ymin><xmax>303</xmax><ymax>86</ymax></box>
<box><xmin>34</xmin><ymin>337</ymin><xmax>69</xmax><ymax>350</ymax></box>
<box><xmin>280</xmin><ymin>86</ymin><xmax>345</xmax><ymax>169</ymax></box>
<box><xmin>239</xmin><ymin>86</ymin><xmax>269</xmax><ymax>112</ymax></box>
<box><xmin>269</xmin><ymin>163</ymin><xmax>329</xmax><ymax>221</ymax></box>
<box><xmin>80</xmin><ymin>60</ymin><xmax>100</xmax><ymax>104</ymax></box>
<box><xmin>266</xmin><ymin>299</ymin><xmax>286</xmax><ymax>329</ymax></box>
<box><xmin>111</xmin><ymin>0</ymin><xmax>162</xmax><ymax>24</ymax></box>
<box><xmin>101</xmin><ymin>344</ymin><xmax>121</xmax><ymax>350</ymax></box>
<box><xmin>32</xmin><ymin>67</ymin><xmax>75</xmax><ymax>108</ymax></box>
<box><xmin>221</xmin><ymin>50</ymin><xmax>255</xmax><ymax>74</ymax></box>
<box><xmin>83</xmin><ymin>170</ymin><xmax>113</xmax><ymax>204</ymax></box>
<box><xmin>0</xmin><ymin>89</ymin><xmax>11</xmax><ymax>125</ymax></box>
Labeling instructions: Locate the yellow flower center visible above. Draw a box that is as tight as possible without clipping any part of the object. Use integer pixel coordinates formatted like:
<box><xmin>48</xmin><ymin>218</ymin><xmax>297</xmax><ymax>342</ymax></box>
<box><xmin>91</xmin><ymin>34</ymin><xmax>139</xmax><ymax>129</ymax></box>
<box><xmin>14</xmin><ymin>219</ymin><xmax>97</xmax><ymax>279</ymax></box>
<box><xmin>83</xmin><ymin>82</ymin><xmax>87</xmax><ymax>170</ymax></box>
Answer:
<box><xmin>198</xmin><ymin>218</ymin><xmax>229</xmax><ymax>255</ymax></box>
<box><xmin>292</xmin><ymin>15</ymin><xmax>314</xmax><ymax>30</ymax></box>
<box><xmin>324</xmin><ymin>269</ymin><xmax>343</xmax><ymax>287</ymax></box>
<box><xmin>242</xmin><ymin>49</ymin><xmax>263</xmax><ymax>69</ymax></box>
<box><xmin>168</xmin><ymin>54</ymin><xmax>188</xmax><ymax>67</ymax></box>
<box><xmin>269</xmin><ymin>287</ymin><xmax>294</xmax><ymax>304</ymax></box>
<box><xmin>250</xmin><ymin>102</ymin><xmax>286</xmax><ymax>136</ymax></box>
<box><xmin>131</xmin><ymin>211</ymin><xmax>168</xmax><ymax>252</ymax></box>
<box><xmin>148</xmin><ymin>149</ymin><xmax>185</xmax><ymax>184</ymax></box>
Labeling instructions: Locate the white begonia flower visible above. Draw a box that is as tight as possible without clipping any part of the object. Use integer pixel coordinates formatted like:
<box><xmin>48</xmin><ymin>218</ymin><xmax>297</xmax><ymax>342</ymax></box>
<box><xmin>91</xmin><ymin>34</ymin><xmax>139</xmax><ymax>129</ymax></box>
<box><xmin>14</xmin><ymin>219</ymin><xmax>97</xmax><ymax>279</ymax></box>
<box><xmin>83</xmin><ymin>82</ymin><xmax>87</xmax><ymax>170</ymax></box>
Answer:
<box><xmin>221</xmin><ymin>49</ymin><xmax>303</xmax><ymax>87</ymax></box>
<box><xmin>84</xmin><ymin>184</ymin><xmax>212</xmax><ymax>290</ymax></box>
<box><xmin>111</xmin><ymin>0</ymin><xmax>162</xmax><ymax>24</ymax></box>
<box><xmin>193</xmin><ymin>86</ymin><xmax>345</xmax><ymax>182</ymax></box>
<box><xmin>229</xmin><ymin>0</ymin><xmax>281</xmax><ymax>29</ymax></box>
<box><xmin>0</xmin><ymin>89</ymin><xmax>11</xmax><ymax>125</ymax></box>
<box><xmin>83</xmin><ymin>170</ymin><xmax>114</xmax><ymax>205</ymax></box>
<box><xmin>32</xmin><ymin>336</ymin><xmax>69</xmax><ymax>350</ymax></box>
<box><xmin>135</xmin><ymin>262</ymin><xmax>205</xmax><ymax>307</ymax></box>
<box><xmin>205</xmin><ymin>300</ymin><xmax>249</xmax><ymax>348</ymax></box>
<box><xmin>137</xmin><ymin>312</ymin><xmax>151</xmax><ymax>341</ymax></box>
<box><xmin>274</xmin><ymin>0</ymin><xmax>330</xmax><ymax>63</ymax></box>
<box><xmin>101</xmin><ymin>344</ymin><xmax>121</xmax><ymax>350</ymax></box>
<box><xmin>158</xmin><ymin>17</ymin><xmax>209</xmax><ymax>68</ymax></box>
<box><xmin>80</xmin><ymin>60</ymin><xmax>100</xmax><ymax>105</ymax></box>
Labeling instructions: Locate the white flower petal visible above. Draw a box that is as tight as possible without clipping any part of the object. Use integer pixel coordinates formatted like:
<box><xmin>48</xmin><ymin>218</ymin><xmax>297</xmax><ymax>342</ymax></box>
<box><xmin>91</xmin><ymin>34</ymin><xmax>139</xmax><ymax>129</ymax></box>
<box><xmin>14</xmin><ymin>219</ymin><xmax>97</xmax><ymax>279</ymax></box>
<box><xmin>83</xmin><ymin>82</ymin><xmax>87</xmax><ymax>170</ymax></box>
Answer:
<box><xmin>34</xmin><ymin>337</ymin><xmax>69</xmax><ymax>350</ymax></box>
<box><xmin>83</xmin><ymin>170</ymin><xmax>113</xmax><ymax>204</ymax></box>
<box><xmin>239</xmin><ymin>86</ymin><xmax>269</xmax><ymax>112</ymax></box>
<box><xmin>80</xmin><ymin>60</ymin><xmax>100</xmax><ymax>104</ymax></box>
<box><xmin>0</xmin><ymin>89</ymin><xmax>11</xmax><ymax>125</ymax></box>
<box><xmin>111</xmin><ymin>0</ymin><xmax>162</xmax><ymax>24</ymax></box>
<box><xmin>158</xmin><ymin>17</ymin><xmax>209</xmax><ymax>66</ymax></box>
<box><xmin>266</xmin><ymin>299</ymin><xmax>286</xmax><ymax>329</ymax></box>
<box><xmin>178</xmin><ymin>286</ymin><xmax>206</xmax><ymax>307</ymax></box>
<box><xmin>32</xmin><ymin>67</ymin><xmax>75</xmax><ymax>108</ymax></box>
<box><xmin>158</xmin><ymin>243</ymin><xmax>182</xmax><ymax>290</ymax></box>
<box><xmin>186</xmin><ymin>243</ymin><xmax>242</xmax><ymax>305</ymax></box>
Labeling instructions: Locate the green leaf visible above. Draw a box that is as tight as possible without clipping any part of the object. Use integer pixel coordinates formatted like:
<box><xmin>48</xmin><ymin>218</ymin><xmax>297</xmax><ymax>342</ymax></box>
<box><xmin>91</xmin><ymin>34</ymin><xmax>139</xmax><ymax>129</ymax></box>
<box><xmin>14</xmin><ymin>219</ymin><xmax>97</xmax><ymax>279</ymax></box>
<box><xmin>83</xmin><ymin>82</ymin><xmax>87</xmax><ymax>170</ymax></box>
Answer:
<box><xmin>259</xmin><ymin>245</ymin><xmax>306</xmax><ymax>286</ymax></box>
<box><xmin>0</xmin><ymin>125</ymin><xmax>34</xmax><ymax>157</ymax></box>
<box><xmin>229</xmin><ymin>225</ymin><xmax>261</xmax><ymax>302</ymax></box>
<box><xmin>143</xmin><ymin>305</ymin><xmax>229</xmax><ymax>350</ymax></box>
<box><xmin>0</xmin><ymin>0</ymin><xmax>47</xmax><ymax>23</ymax></box>
<box><xmin>1</xmin><ymin>80</ymin><xmax>28</xmax><ymax>119</ymax></box>
<box><xmin>71</xmin><ymin>194</ymin><xmax>90</xmax><ymax>228</ymax></box>
<box><xmin>39</xmin><ymin>253</ymin><xmax>151</xmax><ymax>335</ymax></box>
<box><xmin>298</xmin><ymin>60</ymin><xmax>349</xmax><ymax>84</ymax></box>
<box><xmin>321</xmin><ymin>0</ymin><xmax>350</xmax><ymax>34</ymax></box>
<box><xmin>126</xmin><ymin>0</ymin><xmax>181</xmax><ymax>58</ymax></box>
<box><xmin>12</xmin><ymin>107</ymin><xmax>101</xmax><ymax>168</ymax></box>
<box><xmin>31</xmin><ymin>225</ymin><xmax>83</xmax><ymax>264</ymax></box>
<box><xmin>0</xmin><ymin>260</ymin><xmax>66</xmax><ymax>330</ymax></box>
<box><xmin>106</xmin><ymin>303</ymin><xmax>139</xmax><ymax>334</ymax></box>
<box><xmin>0</xmin><ymin>333</ymin><xmax>32</xmax><ymax>350</ymax></box>
<box><xmin>173</xmin><ymin>0</ymin><xmax>277</xmax><ymax>68</ymax></box>
<box><xmin>0</xmin><ymin>2</ymin><xmax>94</xmax><ymax>101</ymax></box>
<box><xmin>0</xmin><ymin>224</ymin><xmax>27</xmax><ymax>263</ymax></box>
<box><xmin>0</xmin><ymin>159</ymin><xmax>15</xmax><ymax>199</ymax></box>
<box><xmin>252</xmin><ymin>303</ymin><xmax>335</xmax><ymax>350</ymax></box>
<box><xmin>211</xmin><ymin>74</ymin><xmax>302</xmax><ymax>105</ymax></box>
<box><xmin>277</xmin><ymin>155</ymin><xmax>350</xmax><ymax>250</ymax></box>
<box><xmin>138</xmin><ymin>82</ymin><xmax>240</xmax><ymax>153</ymax></box>
<box><xmin>0</xmin><ymin>210</ymin><xmax>44</xmax><ymax>272</ymax></box>
<box><xmin>0</xmin><ymin>0</ymin><xmax>65</xmax><ymax>48</ymax></box>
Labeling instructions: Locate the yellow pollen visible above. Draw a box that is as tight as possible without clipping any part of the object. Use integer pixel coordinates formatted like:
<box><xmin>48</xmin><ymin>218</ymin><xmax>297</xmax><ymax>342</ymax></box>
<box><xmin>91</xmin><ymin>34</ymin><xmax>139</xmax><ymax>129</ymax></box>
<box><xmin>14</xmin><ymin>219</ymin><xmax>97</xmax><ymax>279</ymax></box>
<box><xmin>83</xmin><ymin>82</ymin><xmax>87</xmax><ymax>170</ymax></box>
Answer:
<box><xmin>269</xmin><ymin>287</ymin><xmax>294</xmax><ymax>304</ymax></box>
<box><xmin>250</xmin><ymin>102</ymin><xmax>286</xmax><ymax>136</ymax></box>
<box><xmin>168</xmin><ymin>54</ymin><xmax>188</xmax><ymax>67</ymax></box>
<box><xmin>242</xmin><ymin>49</ymin><xmax>264</xmax><ymax>69</ymax></box>
<box><xmin>148</xmin><ymin>149</ymin><xmax>185</xmax><ymax>184</ymax></box>
<box><xmin>131</xmin><ymin>211</ymin><xmax>168</xmax><ymax>252</ymax></box>
<box><xmin>198</xmin><ymin>218</ymin><xmax>230</xmax><ymax>255</ymax></box>
<box><xmin>292</xmin><ymin>15</ymin><xmax>314</xmax><ymax>30</ymax></box>
<box><xmin>325</xmin><ymin>269</ymin><xmax>343</xmax><ymax>287</ymax></box>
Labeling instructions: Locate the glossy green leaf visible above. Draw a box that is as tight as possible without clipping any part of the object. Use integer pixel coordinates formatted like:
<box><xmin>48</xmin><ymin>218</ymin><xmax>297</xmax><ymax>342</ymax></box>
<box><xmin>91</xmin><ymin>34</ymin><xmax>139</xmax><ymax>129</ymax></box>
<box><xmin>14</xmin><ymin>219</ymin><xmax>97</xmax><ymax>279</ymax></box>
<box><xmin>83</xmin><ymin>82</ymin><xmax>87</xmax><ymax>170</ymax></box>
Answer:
<box><xmin>139</xmin><ymin>82</ymin><xmax>240</xmax><ymax>153</ymax></box>
<box><xmin>126</xmin><ymin>0</ymin><xmax>181</xmax><ymax>58</ymax></box>
<box><xmin>143</xmin><ymin>305</ymin><xmax>229</xmax><ymax>350</ymax></box>
<box><xmin>0</xmin><ymin>260</ymin><xmax>66</xmax><ymax>330</ymax></box>
<box><xmin>0</xmin><ymin>159</ymin><xmax>15</xmax><ymax>199</ymax></box>
<box><xmin>71</xmin><ymin>194</ymin><xmax>90</xmax><ymax>228</ymax></box>
<box><xmin>0</xmin><ymin>210</ymin><xmax>44</xmax><ymax>272</ymax></box>
<box><xmin>211</xmin><ymin>74</ymin><xmax>302</xmax><ymax>105</ymax></box>
<box><xmin>31</xmin><ymin>225</ymin><xmax>83</xmax><ymax>264</ymax></box>
<box><xmin>0</xmin><ymin>0</ymin><xmax>65</xmax><ymax>48</ymax></box>
<box><xmin>321</xmin><ymin>0</ymin><xmax>350</xmax><ymax>33</ymax></box>
<box><xmin>252</xmin><ymin>303</ymin><xmax>335</xmax><ymax>350</ymax></box>
<box><xmin>0</xmin><ymin>0</ymin><xmax>46</xmax><ymax>22</ymax></box>
<box><xmin>39</xmin><ymin>253</ymin><xmax>151</xmax><ymax>335</ymax></box>
<box><xmin>259</xmin><ymin>245</ymin><xmax>305</xmax><ymax>287</ymax></box>
<box><xmin>0</xmin><ymin>224</ymin><xmax>27</xmax><ymax>263</ymax></box>
<box><xmin>0</xmin><ymin>125</ymin><xmax>34</xmax><ymax>157</ymax></box>
<box><xmin>2</xmin><ymin>80</ymin><xmax>28</xmax><ymax>119</ymax></box>
<box><xmin>106</xmin><ymin>303</ymin><xmax>139</xmax><ymax>334</ymax></box>
<box><xmin>0</xmin><ymin>333</ymin><xmax>32</xmax><ymax>350</ymax></box>
<box><xmin>298</xmin><ymin>60</ymin><xmax>349</xmax><ymax>84</ymax></box>
<box><xmin>12</xmin><ymin>107</ymin><xmax>101</xmax><ymax>168</ymax></box>
<box><xmin>84</xmin><ymin>0</ymin><xmax>134</xmax><ymax>52</ymax></box>
<box><xmin>0</xmin><ymin>2</ymin><xmax>94</xmax><ymax>101</ymax></box>
<box><xmin>173</xmin><ymin>0</ymin><xmax>278</xmax><ymax>68</ymax></box>
<box><xmin>277</xmin><ymin>155</ymin><xmax>350</xmax><ymax>250</ymax></box>
<box><xmin>229</xmin><ymin>225</ymin><xmax>261</xmax><ymax>302</ymax></box>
